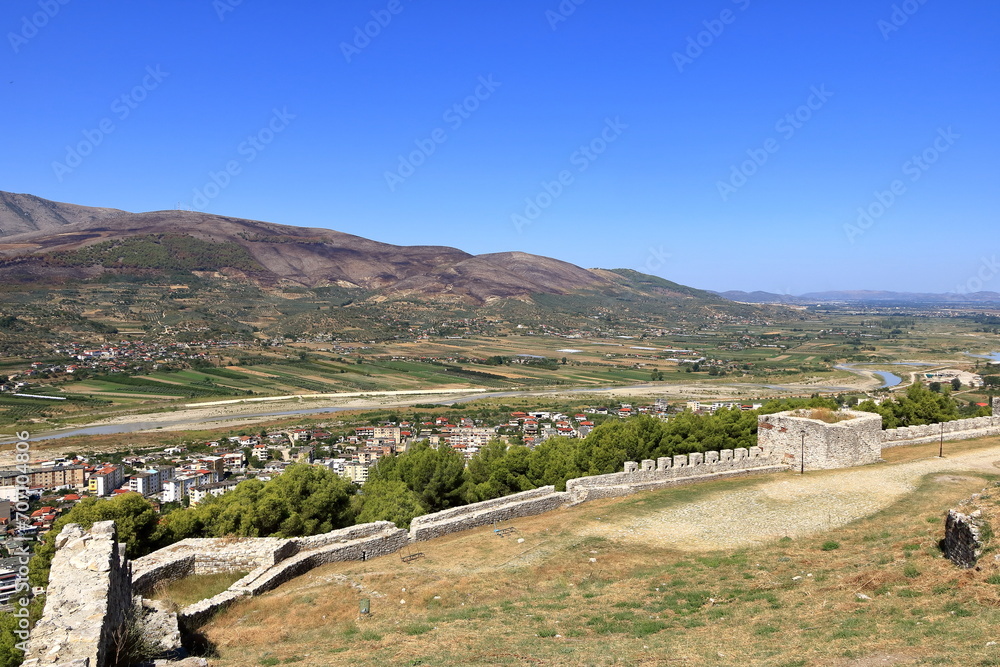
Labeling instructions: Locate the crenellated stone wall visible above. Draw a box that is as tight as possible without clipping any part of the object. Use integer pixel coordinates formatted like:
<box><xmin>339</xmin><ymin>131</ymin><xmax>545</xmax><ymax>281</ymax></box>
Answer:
<box><xmin>881</xmin><ymin>413</ymin><xmax>1000</xmax><ymax>448</ymax></box>
<box><xmin>22</xmin><ymin>522</ymin><xmax>133</xmax><ymax>667</ymax></box>
<box><xmin>566</xmin><ymin>446</ymin><xmax>787</xmax><ymax>503</ymax></box>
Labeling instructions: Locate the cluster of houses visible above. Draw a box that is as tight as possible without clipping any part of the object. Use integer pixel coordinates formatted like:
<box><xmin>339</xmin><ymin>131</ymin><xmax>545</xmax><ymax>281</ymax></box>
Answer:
<box><xmin>685</xmin><ymin>401</ymin><xmax>765</xmax><ymax>414</ymax></box>
<box><xmin>1</xmin><ymin>339</ymin><xmax>251</xmax><ymax>391</ymax></box>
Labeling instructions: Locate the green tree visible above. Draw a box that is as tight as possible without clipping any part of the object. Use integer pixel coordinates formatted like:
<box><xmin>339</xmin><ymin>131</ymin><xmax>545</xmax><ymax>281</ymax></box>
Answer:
<box><xmin>159</xmin><ymin>464</ymin><xmax>356</xmax><ymax>542</ymax></box>
<box><xmin>29</xmin><ymin>493</ymin><xmax>162</xmax><ymax>587</ymax></box>
<box><xmin>352</xmin><ymin>479</ymin><xmax>425</xmax><ymax>528</ymax></box>
<box><xmin>0</xmin><ymin>598</ymin><xmax>43</xmax><ymax>667</ymax></box>
<box><xmin>370</xmin><ymin>443</ymin><xmax>465</xmax><ymax>512</ymax></box>
<box><xmin>525</xmin><ymin>436</ymin><xmax>583</xmax><ymax>491</ymax></box>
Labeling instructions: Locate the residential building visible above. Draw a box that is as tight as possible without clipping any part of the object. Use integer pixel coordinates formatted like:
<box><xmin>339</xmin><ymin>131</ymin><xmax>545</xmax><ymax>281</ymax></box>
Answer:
<box><xmin>189</xmin><ymin>479</ymin><xmax>239</xmax><ymax>505</ymax></box>
<box><xmin>88</xmin><ymin>465</ymin><xmax>124</xmax><ymax>497</ymax></box>
<box><xmin>0</xmin><ymin>465</ymin><xmax>86</xmax><ymax>491</ymax></box>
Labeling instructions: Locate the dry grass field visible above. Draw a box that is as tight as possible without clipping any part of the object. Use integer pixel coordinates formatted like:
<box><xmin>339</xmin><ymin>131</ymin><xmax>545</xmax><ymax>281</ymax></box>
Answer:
<box><xmin>199</xmin><ymin>437</ymin><xmax>1000</xmax><ymax>666</ymax></box>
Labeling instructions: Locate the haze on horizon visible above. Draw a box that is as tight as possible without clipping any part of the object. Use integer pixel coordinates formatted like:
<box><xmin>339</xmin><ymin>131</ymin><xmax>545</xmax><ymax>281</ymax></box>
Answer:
<box><xmin>2</xmin><ymin>1</ymin><xmax>997</xmax><ymax>295</ymax></box>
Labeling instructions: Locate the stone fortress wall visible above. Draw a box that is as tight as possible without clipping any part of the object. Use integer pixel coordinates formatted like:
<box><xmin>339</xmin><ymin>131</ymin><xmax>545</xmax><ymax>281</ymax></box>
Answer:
<box><xmin>881</xmin><ymin>412</ymin><xmax>1000</xmax><ymax>448</ymax></box>
<box><xmin>565</xmin><ymin>446</ymin><xmax>787</xmax><ymax>503</ymax></box>
<box><xmin>23</xmin><ymin>397</ymin><xmax>1000</xmax><ymax>665</ymax></box>
<box><xmin>22</xmin><ymin>521</ymin><xmax>132</xmax><ymax>667</ymax></box>
<box><xmin>758</xmin><ymin>409</ymin><xmax>884</xmax><ymax>470</ymax></box>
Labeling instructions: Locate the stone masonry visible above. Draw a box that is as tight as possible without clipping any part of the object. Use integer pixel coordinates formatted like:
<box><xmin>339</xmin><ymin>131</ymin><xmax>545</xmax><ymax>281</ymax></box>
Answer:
<box><xmin>566</xmin><ymin>446</ymin><xmax>787</xmax><ymax>503</ymax></box>
<box><xmin>758</xmin><ymin>409</ymin><xmax>883</xmax><ymax>470</ymax></box>
<box><xmin>943</xmin><ymin>509</ymin><xmax>984</xmax><ymax>569</ymax></box>
<box><xmin>408</xmin><ymin>487</ymin><xmax>569</xmax><ymax>542</ymax></box>
<box><xmin>22</xmin><ymin>521</ymin><xmax>132</xmax><ymax>667</ymax></box>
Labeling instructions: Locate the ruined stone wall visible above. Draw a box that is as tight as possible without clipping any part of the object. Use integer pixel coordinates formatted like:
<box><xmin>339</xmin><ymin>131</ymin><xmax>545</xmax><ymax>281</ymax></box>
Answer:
<box><xmin>943</xmin><ymin>509</ymin><xmax>984</xmax><ymax>569</ymax></box>
<box><xmin>22</xmin><ymin>521</ymin><xmax>132</xmax><ymax>667</ymax></box>
<box><xmin>408</xmin><ymin>487</ymin><xmax>569</xmax><ymax>542</ymax></box>
<box><xmin>290</xmin><ymin>521</ymin><xmax>399</xmax><ymax>551</ymax></box>
<box><xmin>177</xmin><ymin>523</ymin><xmax>408</xmax><ymax>629</ymax></box>
<box><xmin>757</xmin><ymin>410</ymin><xmax>883</xmax><ymax>470</ymax></box>
<box><xmin>132</xmin><ymin>536</ymin><xmax>294</xmax><ymax>596</ymax></box>
<box><xmin>565</xmin><ymin>447</ymin><xmax>787</xmax><ymax>503</ymax></box>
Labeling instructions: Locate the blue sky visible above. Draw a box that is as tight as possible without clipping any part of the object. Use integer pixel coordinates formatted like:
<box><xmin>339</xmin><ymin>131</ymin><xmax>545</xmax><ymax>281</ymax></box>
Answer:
<box><xmin>3</xmin><ymin>0</ymin><xmax>998</xmax><ymax>294</ymax></box>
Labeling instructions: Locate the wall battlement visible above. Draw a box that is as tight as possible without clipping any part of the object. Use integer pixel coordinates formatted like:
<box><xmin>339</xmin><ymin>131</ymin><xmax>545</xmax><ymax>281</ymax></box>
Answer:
<box><xmin>881</xmin><ymin>412</ymin><xmax>1000</xmax><ymax>448</ymax></box>
<box><xmin>566</xmin><ymin>446</ymin><xmax>787</xmax><ymax>503</ymax></box>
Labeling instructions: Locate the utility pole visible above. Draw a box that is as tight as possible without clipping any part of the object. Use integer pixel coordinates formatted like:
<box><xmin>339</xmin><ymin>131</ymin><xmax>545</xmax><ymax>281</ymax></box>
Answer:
<box><xmin>939</xmin><ymin>421</ymin><xmax>944</xmax><ymax>458</ymax></box>
<box><xmin>800</xmin><ymin>431</ymin><xmax>805</xmax><ymax>475</ymax></box>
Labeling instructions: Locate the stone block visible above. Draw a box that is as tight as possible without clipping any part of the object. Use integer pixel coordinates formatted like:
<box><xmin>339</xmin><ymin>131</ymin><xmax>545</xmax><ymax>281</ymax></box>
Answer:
<box><xmin>624</xmin><ymin>461</ymin><xmax>639</xmax><ymax>473</ymax></box>
<box><xmin>656</xmin><ymin>457</ymin><xmax>671</xmax><ymax>471</ymax></box>
<box><xmin>688</xmin><ymin>453</ymin><xmax>703</xmax><ymax>466</ymax></box>
<box><xmin>641</xmin><ymin>459</ymin><xmax>655</xmax><ymax>471</ymax></box>
<box><xmin>673</xmin><ymin>455</ymin><xmax>687</xmax><ymax>468</ymax></box>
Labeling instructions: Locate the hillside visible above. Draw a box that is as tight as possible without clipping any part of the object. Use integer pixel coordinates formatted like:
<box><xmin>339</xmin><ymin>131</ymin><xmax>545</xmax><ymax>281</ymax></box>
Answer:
<box><xmin>0</xmin><ymin>191</ymin><xmax>126</xmax><ymax>237</ymax></box>
<box><xmin>0</xmin><ymin>192</ymin><xmax>773</xmax><ymax>343</ymax></box>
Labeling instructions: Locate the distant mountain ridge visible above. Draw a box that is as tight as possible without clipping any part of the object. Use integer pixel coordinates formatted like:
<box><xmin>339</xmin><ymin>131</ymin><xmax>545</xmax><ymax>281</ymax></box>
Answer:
<box><xmin>0</xmin><ymin>192</ymin><xmax>736</xmax><ymax>317</ymax></box>
<box><xmin>717</xmin><ymin>289</ymin><xmax>1000</xmax><ymax>305</ymax></box>
<box><xmin>0</xmin><ymin>191</ymin><xmax>129</xmax><ymax>237</ymax></box>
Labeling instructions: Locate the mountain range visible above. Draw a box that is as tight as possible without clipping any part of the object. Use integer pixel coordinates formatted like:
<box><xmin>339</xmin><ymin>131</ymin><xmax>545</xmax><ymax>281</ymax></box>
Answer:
<box><xmin>717</xmin><ymin>290</ymin><xmax>1000</xmax><ymax>306</ymax></box>
<box><xmin>0</xmin><ymin>192</ymin><xmax>769</xmax><ymax>340</ymax></box>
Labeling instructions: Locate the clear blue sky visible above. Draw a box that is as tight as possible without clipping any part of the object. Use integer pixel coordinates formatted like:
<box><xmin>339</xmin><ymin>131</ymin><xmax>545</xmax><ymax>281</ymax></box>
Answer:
<box><xmin>3</xmin><ymin>1</ymin><xmax>998</xmax><ymax>294</ymax></box>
